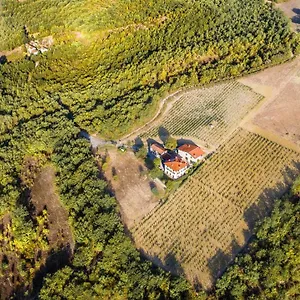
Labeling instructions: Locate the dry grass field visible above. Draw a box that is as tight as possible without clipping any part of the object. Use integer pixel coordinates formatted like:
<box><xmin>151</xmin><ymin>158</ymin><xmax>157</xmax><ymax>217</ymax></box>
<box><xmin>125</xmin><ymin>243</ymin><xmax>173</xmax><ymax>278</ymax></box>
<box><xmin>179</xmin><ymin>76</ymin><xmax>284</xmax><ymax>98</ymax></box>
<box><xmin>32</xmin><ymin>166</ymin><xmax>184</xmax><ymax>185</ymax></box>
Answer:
<box><xmin>98</xmin><ymin>149</ymin><xmax>161</xmax><ymax>228</ymax></box>
<box><xmin>239</xmin><ymin>57</ymin><xmax>300</xmax><ymax>148</ymax></box>
<box><xmin>140</xmin><ymin>81</ymin><xmax>262</xmax><ymax>148</ymax></box>
<box><xmin>132</xmin><ymin>128</ymin><xmax>300</xmax><ymax>290</ymax></box>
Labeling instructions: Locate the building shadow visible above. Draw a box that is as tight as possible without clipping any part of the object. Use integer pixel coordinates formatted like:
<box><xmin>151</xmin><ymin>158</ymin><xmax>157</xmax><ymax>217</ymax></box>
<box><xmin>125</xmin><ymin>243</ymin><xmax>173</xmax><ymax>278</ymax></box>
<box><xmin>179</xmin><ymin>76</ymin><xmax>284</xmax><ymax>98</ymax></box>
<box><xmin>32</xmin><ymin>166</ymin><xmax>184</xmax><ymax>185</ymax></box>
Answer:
<box><xmin>146</xmin><ymin>138</ymin><xmax>162</xmax><ymax>149</ymax></box>
<box><xmin>177</xmin><ymin>138</ymin><xmax>197</xmax><ymax>147</ymax></box>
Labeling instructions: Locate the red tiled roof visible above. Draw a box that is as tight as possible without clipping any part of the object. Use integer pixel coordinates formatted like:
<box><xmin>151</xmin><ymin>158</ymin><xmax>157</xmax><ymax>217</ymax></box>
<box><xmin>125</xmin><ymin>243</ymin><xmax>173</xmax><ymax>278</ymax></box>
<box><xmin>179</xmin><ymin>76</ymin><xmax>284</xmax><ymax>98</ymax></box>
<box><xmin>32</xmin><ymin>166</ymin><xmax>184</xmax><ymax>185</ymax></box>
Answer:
<box><xmin>164</xmin><ymin>161</ymin><xmax>188</xmax><ymax>172</ymax></box>
<box><xmin>178</xmin><ymin>144</ymin><xmax>205</xmax><ymax>159</ymax></box>
<box><xmin>151</xmin><ymin>143</ymin><xmax>166</xmax><ymax>154</ymax></box>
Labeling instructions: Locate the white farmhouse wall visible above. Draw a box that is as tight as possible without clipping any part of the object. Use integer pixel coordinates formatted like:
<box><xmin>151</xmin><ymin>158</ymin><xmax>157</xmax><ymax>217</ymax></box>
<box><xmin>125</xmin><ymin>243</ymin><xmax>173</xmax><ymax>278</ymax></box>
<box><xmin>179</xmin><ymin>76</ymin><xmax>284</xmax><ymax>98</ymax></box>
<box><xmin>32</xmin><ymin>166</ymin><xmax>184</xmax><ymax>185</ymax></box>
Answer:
<box><xmin>178</xmin><ymin>149</ymin><xmax>203</xmax><ymax>164</ymax></box>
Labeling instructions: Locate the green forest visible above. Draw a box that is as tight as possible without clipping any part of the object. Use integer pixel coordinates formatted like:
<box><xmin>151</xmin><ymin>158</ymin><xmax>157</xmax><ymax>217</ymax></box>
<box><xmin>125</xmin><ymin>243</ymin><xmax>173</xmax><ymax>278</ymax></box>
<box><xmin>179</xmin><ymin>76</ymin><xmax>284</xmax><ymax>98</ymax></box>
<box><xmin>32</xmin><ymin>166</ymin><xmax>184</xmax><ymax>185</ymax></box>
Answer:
<box><xmin>1</xmin><ymin>0</ymin><xmax>300</xmax><ymax>298</ymax></box>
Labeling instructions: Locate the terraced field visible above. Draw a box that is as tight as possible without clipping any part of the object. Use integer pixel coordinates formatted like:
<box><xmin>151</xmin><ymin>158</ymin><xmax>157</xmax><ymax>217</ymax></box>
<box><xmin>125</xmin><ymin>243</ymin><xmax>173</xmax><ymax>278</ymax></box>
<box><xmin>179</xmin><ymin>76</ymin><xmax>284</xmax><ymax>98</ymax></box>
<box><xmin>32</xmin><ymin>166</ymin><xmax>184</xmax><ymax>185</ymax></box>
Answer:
<box><xmin>140</xmin><ymin>82</ymin><xmax>263</xmax><ymax>147</ymax></box>
<box><xmin>132</xmin><ymin>128</ymin><xmax>300</xmax><ymax>289</ymax></box>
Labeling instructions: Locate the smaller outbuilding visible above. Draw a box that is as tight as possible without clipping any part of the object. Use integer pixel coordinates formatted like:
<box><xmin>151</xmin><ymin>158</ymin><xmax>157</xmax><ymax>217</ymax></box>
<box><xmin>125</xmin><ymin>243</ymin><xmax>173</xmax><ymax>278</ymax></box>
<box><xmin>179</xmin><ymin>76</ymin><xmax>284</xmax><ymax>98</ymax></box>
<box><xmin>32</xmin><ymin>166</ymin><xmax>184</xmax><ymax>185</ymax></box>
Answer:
<box><xmin>149</xmin><ymin>143</ymin><xmax>166</xmax><ymax>158</ymax></box>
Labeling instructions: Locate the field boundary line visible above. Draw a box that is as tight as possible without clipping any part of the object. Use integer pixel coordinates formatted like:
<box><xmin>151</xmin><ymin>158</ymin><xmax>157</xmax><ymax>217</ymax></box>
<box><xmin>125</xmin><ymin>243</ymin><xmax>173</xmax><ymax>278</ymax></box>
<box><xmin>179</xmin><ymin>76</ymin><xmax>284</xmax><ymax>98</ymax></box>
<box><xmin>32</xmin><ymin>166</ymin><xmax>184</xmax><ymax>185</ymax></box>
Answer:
<box><xmin>241</xmin><ymin>123</ymin><xmax>300</xmax><ymax>153</ymax></box>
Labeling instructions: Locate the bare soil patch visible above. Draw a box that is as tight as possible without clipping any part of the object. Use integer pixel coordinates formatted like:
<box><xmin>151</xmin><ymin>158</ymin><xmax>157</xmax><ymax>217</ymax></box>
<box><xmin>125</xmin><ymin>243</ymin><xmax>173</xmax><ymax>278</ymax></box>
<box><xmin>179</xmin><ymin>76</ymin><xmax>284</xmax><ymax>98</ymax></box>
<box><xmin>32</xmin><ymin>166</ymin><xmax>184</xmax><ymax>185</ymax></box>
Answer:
<box><xmin>98</xmin><ymin>149</ymin><xmax>161</xmax><ymax>229</ymax></box>
<box><xmin>239</xmin><ymin>57</ymin><xmax>300</xmax><ymax>150</ymax></box>
<box><xmin>0</xmin><ymin>46</ymin><xmax>25</xmax><ymax>62</ymax></box>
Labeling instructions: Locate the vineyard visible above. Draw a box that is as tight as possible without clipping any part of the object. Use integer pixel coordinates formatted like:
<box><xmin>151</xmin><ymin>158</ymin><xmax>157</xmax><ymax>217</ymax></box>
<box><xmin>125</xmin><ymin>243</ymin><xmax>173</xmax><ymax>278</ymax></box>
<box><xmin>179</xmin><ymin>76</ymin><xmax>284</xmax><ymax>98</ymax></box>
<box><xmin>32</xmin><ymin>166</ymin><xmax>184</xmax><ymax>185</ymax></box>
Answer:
<box><xmin>140</xmin><ymin>82</ymin><xmax>263</xmax><ymax>147</ymax></box>
<box><xmin>132</xmin><ymin>128</ymin><xmax>300</xmax><ymax>289</ymax></box>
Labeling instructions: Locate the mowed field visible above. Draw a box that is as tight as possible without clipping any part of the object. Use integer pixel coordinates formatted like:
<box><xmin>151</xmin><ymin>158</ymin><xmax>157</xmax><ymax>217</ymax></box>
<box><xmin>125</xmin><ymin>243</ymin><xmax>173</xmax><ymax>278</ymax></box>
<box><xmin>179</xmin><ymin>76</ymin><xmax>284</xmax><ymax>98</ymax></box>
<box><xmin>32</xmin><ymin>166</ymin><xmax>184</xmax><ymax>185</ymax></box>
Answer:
<box><xmin>140</xmin><ymin>81</ymin><xmax>262</xmax><ymax>148</ymax></box>
<box><xmin>132</xmin><ymin>128</ymin><xmax>300</xmax><ymax>290</ymax></box>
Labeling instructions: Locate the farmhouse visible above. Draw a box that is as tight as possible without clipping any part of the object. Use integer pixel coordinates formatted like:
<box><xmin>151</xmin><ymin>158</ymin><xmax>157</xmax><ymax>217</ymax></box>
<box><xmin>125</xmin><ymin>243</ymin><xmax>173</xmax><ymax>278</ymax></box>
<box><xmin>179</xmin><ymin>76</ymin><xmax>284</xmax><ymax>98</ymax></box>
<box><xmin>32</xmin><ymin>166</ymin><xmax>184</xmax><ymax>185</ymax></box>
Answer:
<box><xmin>163</xmin><ymin>160</ymin><xmax>189</xmax><ymax>180</ymax></box>
<box><xmin>149</xmin><ymin>143</ymin><xmax>166</xmax><ymax>158</ymax></box>
<box><xmin>148</xmin><ymin>140</ymin><xmax>205</xmax><ymax>179</ymax></box>
<box><xmin>178</xmin><ymin>144</ymin><xmax>205</xmax><ymax>164</ymax></box>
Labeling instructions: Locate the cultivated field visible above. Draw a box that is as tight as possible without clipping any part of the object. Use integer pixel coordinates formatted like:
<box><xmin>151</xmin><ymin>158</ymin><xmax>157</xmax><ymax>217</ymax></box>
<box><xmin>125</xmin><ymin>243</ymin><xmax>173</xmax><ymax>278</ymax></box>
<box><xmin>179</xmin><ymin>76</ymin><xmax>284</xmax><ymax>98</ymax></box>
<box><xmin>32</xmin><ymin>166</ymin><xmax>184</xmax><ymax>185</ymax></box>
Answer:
<box><xmin>140</xmin><ymin>82</ymin><xmax>262</xmax><ymax>147</ymax></box>
<box><xmin>132</xmin><ymin>128</ymin><xmax>300</xmax><ymax>290</ymax></box>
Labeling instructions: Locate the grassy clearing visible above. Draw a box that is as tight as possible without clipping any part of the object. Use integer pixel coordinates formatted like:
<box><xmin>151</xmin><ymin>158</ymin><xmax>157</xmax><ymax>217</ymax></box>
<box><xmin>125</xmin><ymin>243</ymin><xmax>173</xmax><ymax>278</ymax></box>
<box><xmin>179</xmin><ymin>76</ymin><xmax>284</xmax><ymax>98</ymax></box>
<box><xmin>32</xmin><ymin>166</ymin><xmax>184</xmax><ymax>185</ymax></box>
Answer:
<box><xmin>140</xmin><ymin>82</ymin><xmax>263</xmax><ymax>147</ymax></box>
<box><xmin>132</xmin><ymin>128</ymin><xmax>300</xmax><ymax>290</ymax></box>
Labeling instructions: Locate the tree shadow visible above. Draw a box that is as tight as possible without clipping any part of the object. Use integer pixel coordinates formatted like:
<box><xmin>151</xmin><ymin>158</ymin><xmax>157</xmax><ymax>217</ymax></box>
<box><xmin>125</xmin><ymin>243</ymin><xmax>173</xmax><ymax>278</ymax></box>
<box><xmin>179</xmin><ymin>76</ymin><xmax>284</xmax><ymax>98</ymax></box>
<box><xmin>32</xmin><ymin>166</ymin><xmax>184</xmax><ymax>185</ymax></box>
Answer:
<box><xmin>207</xmin><ymin>249</ymin><xmax>231</xmax><ymax>285</ymax></box>
<box><xmin>139</xmin><ymin>248</ymin><xmax>185</xmax><ymax>277</ymax></box>
<box><xmin>135</xmin><ymin>161</ymin><xmax>300</xmax><ymax>291</ymax></box>
<box><xmin>158</xmin><ymin>126</ymin><xmax>170</xmax><ymax>144</ymax></box>
<box><xmin>0</xmin><ymin>55</ymin><xmax>7</xmax><ymax>65</ymax></box>
<box><xmin>244</xmin><ymin>161</ymin><xmax>300</xmax><ymax>231</ymax></box>
<box><xmin>292</xmin><ymin>8</ymin><xmax>300</xmax><ymax>15</ymax></box>
<box><xmin>138</xmin><ymin>165</ymin><xmax>144</xmax><ymax>174</ymax></box>
<box><xmin>28</xmin><ymin>243</ymin><xmax>73</xmax><ymax>298</ymax></box>
<box><xmin>144</xmin><ymin>157</ymin><xmax>155</xmax><ymax>170</ymax></box>
<box><xmin>111</xmin><ymin>166</ymin><xmax>117</xmax><ymax>177</ymax></box>
<box><xmin>207</xmin><ymin>161</ymin><xmax>300</xmax><ymax>289</ymax></box>
<box><xmin>132</xmin><ymin>136</ymin><xmax>144</xmax><ymax>152</ymax></box>
<box><xmin>149</xmin><ymin>181</ymin><xmax>156</xmax><ymax>190</ymax></box>
<box><xmin>292</xmin><ymin>14</ymin><xmax>300</xmax><ymax>25</ymax></box>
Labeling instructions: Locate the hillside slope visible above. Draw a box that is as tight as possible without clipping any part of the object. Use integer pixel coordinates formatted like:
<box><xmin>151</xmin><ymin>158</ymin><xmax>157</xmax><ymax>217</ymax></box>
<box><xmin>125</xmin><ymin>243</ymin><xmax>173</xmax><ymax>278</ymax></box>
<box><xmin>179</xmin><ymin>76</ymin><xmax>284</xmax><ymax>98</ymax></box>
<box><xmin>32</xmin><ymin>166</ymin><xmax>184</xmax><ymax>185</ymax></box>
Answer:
<box><xmin>1</xmin><ymin>0</ymin><xmax>299</xmax><ymax>138</ymax></box>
